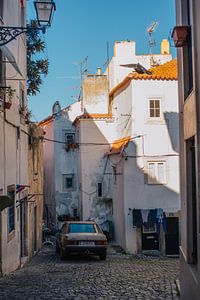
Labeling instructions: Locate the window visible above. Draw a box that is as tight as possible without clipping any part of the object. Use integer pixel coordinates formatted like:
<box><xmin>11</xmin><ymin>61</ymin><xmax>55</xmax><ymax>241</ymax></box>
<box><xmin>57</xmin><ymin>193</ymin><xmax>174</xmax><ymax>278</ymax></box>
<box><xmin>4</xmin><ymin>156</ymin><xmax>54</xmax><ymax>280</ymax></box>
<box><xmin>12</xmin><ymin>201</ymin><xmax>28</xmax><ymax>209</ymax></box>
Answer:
<box><xmin>64</xmin><ymin>133</ymin><xmax>75</xmax><ymax>145</ymax></box>
<box><xmin>147</xmin><ymin>161</ymin><xmax>166</xmax><ymax>184</ymax></box>
<box><xmin>7</xmin><ymin>186</ymin><xmax>15</xmax><ymax>233</ymax></box>
<box><xmin>113</xmin><ymin>166</ymin><xmax>117</xmax><ymax>184</ymax></box>
<box><xmin>149</xmin><ymin>99</ymin><xmax>161</xmax><ymax>118</ymax></box>
<box><xmin>142</xmin><ymin>224</ymin><xmax>156</xmax><ymax>234</ymax></box>
<box><xmin>20</xmin><ymin>88</ymin><xmax>25</xmax><ymax>111</ymax></box>
<box><xmin>63</xmin><ymin>174</ymin><xmax>75</xmax><ymax>191</ymax></box>
<box><xmin>98</xmin><ymin>182</ymin><xmax>102</xmax><ymax>197</ymax></box>
<box><xmin>63</xmin><ymin>131</ymin><xmax>75</xmax><ymax>151</ymax></box>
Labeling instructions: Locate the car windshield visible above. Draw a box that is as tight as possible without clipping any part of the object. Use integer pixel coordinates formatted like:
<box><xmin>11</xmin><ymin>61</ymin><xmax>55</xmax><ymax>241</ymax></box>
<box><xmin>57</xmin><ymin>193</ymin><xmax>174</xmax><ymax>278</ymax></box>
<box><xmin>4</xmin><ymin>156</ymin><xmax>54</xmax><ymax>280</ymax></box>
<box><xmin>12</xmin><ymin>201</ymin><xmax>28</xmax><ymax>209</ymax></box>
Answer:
<box><xmin>68</xmin><ymin>223</ymin><xmax>96</xmax><ymax>233</ymax></box>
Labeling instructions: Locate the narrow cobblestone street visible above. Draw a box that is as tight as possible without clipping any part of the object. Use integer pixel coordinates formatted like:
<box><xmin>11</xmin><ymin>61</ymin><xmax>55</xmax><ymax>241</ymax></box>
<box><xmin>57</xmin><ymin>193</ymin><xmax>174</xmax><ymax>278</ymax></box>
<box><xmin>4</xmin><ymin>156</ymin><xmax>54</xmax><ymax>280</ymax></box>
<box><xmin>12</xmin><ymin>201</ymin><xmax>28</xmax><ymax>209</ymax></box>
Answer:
<box><xmin>0</xmin><ymin>245</ymin><xmax>179</xmax><ymax>300</ymax></box>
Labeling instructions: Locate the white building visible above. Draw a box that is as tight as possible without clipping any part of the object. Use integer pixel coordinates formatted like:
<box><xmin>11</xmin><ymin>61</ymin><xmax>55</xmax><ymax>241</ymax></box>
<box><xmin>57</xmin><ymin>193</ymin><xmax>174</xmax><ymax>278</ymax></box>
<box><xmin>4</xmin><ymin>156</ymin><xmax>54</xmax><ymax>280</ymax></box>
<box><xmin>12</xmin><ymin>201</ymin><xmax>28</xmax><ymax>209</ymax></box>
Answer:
<box><xmin>40</xmin><ymin>101</ymin><xmax>82</xmax><ymax>228</ymax></box>
<box><xmin>107</xmin><ymin>58</ymin><xmax>180</xmax><ymax>254</ymax></box>
<box><xmin>78</xmin><ymin>41</ymin><xmax>180</xmax><ymax>255</ymax></box>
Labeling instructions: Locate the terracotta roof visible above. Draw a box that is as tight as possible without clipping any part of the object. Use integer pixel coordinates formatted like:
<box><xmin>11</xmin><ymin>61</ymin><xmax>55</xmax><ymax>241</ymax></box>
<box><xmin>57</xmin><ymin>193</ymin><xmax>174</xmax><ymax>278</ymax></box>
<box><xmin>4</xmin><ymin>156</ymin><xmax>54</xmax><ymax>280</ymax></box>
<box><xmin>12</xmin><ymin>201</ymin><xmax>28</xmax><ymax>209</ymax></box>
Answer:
<box><xmin>106</xmin><ymin>136</ymin><xmax>131</xmax><ymax>155</ymax></box>
<box><xmin>38</xmin><ymin>115</ymin><xmax>53</xmax><ymax>126</ymax></box>
<box><xmin>109</xmin><ymin>59</ymin><xmax>178</xmax><ymax>97</ymax></box>
<box><xmin>74</xmin><ymin>113</ymin><xmax>113</xmax><ymax>124</ymax></box>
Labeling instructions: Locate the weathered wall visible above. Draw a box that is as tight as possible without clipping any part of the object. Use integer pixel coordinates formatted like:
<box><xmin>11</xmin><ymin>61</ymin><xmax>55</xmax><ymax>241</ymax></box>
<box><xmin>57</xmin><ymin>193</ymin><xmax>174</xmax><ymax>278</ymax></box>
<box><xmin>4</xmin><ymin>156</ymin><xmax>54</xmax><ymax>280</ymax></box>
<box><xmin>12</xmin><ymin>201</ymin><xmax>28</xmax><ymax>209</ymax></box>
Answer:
<box><xmin>78</xmin><ymin>118</ymin><xmax>116</xmax><ymax>221</ymax></box>
<box><xmin>28</xmin><ymin>124</ymin><xmax>44</xmax><ymax>258</ymax></box>
<box><xmin>176</xmin><ymin>0</ymin><xmax>200</xmax><ymax>298</ymax></box>
<box><xmin>83</xmin><ymin>75</ymin><xmax>109</xmax><ymax>114</ymax></box>
<box><xmin>0</xmin><ymin>0</ymin><xmax>28</xmax><ymax>275</ymax></box>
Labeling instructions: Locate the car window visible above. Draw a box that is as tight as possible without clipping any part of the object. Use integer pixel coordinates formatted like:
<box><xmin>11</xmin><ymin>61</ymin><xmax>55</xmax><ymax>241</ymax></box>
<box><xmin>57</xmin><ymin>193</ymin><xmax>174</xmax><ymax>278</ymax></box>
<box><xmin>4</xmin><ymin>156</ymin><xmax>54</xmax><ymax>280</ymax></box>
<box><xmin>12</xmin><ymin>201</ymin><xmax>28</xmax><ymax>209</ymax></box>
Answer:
<box><xmin>68</xmin><ymin>223</ymin><xmax>96</xmax><ymax>233</ymax></box>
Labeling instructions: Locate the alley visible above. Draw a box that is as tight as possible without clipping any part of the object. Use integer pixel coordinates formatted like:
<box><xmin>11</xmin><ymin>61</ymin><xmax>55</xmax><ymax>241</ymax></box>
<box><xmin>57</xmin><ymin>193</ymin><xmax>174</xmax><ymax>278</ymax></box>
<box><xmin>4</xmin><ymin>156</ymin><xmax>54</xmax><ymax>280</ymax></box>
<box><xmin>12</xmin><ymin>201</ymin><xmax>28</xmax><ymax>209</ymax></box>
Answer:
<box><xmin>0</xmin><ymin>245</ymin><xmax>179</xmax><ymax>300</ymax></box>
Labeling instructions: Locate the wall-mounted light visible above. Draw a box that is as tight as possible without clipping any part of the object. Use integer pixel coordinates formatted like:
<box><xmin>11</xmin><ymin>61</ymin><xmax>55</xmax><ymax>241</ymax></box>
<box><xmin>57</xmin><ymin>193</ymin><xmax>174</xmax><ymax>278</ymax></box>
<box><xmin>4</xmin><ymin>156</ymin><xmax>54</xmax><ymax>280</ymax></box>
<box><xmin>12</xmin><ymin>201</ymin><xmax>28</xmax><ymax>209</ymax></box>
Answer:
<box><xmin>0</xmin><ymin>0</ymin><xmax>56</xmax><ymax>47</ymax></box>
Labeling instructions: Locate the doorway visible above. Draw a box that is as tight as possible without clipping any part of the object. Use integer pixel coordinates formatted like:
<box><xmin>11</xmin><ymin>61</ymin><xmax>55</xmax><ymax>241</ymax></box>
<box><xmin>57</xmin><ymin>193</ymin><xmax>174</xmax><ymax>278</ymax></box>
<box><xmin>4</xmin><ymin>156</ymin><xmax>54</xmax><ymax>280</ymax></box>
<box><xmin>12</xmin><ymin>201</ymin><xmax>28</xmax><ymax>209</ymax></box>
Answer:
<box><xmin>165</xmin><ymin>217</ymin><xmax>179</xmax><ymax>255</ymax></box>
<box><xmin>142</xmin><ymin>224</ymin><xmax>159</xmax><ymax>250</ymax></box>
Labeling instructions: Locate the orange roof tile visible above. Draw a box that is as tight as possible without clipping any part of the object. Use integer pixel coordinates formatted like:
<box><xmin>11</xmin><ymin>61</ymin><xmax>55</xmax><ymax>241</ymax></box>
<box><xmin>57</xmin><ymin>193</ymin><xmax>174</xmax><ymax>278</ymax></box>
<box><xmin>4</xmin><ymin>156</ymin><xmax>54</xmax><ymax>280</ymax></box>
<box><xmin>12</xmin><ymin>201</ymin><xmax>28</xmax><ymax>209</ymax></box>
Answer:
<box><xmin>74</xmin><ymin>113</ymin><xmax>113</xmax><ymax>124</ymax></box>
<box><xmin>106</xmin><ymin>136</ymin><xmax>131</xmax><ymax>155</ymax></box>
<box><xmin>109</xmin><ymin>59</ymin><xmax>178</xmax><ymax>98</ymax></box>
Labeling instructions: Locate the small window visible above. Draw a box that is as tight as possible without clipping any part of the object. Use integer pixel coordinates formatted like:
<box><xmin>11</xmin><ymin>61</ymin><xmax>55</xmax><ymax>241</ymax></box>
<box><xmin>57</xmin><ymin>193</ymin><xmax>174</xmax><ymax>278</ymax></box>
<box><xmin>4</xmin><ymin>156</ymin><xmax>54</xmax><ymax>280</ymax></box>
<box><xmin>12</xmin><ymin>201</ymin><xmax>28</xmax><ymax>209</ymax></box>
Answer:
<box><xmin>7</xmin><ymin>186</ymin><xmax>15</xmax><ymax>233</ymax></box>
<box><xmin>147</xmin><ymin>161</ymin><xmax>166</xmax><ymax>184</ymax></box>
<box><xmin>149</xmin><ymin>99</ymin><xmax>161</xmax><ymax>118</ymax></box>
<box><xmin>98</xmin><ymin>182</ymin><xmax>102</xmax><ymax>197</ymax></box>
<box><xmin>63</xmin><ymin>174</ymin><xmax>75</xmax><ymax>191</ymax></box>
<box><xmin>64</xmin><ymin>133</ymin><xmax>75</xmax><ymax>145</ymax></box>
<box><xmin>142</xmin><ymin>224</ymin><xmax>156</xmax><ymax>234</ymax></box>
<box><xmin>20</xmin><ymin>88</ymin><xmax>25</xmax><ymax>111</ymax></box>
<box><xmin>113</xmin><ymin>166</ymin><xmax>117</xmax><ymax>184</ymax></box>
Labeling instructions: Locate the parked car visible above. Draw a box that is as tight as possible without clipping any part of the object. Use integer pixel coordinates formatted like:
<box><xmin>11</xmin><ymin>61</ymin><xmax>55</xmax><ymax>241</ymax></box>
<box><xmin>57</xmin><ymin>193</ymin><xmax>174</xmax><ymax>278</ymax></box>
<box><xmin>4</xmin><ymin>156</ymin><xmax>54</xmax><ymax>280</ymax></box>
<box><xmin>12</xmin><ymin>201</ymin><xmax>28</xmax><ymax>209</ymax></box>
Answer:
<box><xmin>56</xmin><ymin>221</ymin><xmax>108</xmax><ymax>260</ymax></box>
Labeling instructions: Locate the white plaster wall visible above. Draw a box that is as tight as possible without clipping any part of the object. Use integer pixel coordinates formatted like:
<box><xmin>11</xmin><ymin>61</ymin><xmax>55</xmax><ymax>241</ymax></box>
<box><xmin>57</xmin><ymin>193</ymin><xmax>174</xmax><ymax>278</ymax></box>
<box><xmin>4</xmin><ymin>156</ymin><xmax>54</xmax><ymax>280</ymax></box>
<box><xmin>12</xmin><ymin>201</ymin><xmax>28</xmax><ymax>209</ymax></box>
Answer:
<box><xmin>110</xmin><ymin>78</ymin><xmax>180</xmax><ymax>254</ymax></box>
<box><xmin>78</xmin><ymin>119</ymin><xmax>116</xmax><ymax>220</ymax></box>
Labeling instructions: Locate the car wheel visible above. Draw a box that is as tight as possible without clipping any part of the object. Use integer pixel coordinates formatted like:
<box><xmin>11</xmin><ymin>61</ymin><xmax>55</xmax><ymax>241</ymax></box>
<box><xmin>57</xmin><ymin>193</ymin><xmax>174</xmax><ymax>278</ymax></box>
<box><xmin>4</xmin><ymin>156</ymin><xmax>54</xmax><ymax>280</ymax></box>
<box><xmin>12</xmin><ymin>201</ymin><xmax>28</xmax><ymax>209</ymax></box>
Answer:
<box><xmin>60</xmin><ymin>247</ymin><xmax>66</xmax><ymax>260</ymax></box>
<box><xmin>99</xmin><ymin>252</ymin><xmax>107</xmax><ymax>260</ymax></box>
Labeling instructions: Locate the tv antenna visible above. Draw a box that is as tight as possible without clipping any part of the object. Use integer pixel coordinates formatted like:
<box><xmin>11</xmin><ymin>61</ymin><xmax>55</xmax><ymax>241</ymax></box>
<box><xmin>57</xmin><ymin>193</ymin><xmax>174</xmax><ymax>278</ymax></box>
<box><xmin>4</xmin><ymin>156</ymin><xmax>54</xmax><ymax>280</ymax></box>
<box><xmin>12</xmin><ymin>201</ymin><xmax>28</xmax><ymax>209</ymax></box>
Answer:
<box><xmin>147</xmin><ymin>21</ymin><xmax>158</xmax><ymax>55</ymax></box>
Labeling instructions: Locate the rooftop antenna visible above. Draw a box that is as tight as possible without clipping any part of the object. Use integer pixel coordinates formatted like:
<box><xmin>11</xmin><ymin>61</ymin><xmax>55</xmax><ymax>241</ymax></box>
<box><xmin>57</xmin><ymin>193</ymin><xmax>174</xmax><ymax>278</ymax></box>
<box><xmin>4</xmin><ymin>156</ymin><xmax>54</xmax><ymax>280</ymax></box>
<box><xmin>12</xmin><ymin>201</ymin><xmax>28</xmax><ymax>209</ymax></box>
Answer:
<box><xmin>147</xmin><ymin>21</ymin><xmax>158</xmax><ymax>66</ymax></box>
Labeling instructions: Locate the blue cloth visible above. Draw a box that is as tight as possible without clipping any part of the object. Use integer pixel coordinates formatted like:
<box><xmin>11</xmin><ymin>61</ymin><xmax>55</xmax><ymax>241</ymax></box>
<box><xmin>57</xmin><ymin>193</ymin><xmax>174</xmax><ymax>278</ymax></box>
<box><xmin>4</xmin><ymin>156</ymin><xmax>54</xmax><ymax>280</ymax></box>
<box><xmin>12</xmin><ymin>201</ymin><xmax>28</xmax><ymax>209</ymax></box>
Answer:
<box><xmin>156</xmin><ymin>208</ymin><xmax>164</xmax><ymax>222</ymax></box>
<box><xmin>132</xmin><ymin>209</ymin><xmax>142</xmax><ymax>228</ymax></box>
<box><xmin>148</xmin><ymin>209</ymin><xmax>157</xmax><ymax>227</ymax></box>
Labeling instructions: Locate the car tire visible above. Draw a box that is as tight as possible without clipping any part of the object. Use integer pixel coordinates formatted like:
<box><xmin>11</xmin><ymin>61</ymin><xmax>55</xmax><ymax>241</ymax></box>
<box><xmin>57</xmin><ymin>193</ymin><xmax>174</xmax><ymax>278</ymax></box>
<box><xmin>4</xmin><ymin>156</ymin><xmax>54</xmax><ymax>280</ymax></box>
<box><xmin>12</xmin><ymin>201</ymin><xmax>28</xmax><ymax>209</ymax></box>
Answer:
<box><xmin>60</xmin><ymin>247</ymin><xmax>66</xmax><ymax>260</ymax></box>
<box><xmin>99</xmin><ymin>251</ymin><xmax>107</xmax><ymax>260</ymax></box>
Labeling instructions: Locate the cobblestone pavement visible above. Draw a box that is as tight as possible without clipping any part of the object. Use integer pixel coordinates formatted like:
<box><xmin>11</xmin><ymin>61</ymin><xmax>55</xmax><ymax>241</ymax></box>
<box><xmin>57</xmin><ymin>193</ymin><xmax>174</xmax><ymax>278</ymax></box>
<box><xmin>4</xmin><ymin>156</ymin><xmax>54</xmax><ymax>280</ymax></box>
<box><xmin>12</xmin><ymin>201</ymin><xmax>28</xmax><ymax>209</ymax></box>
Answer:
<box><xmin>0</xmin><ymin>245</ymin><xmax>179</xmax><ymax>300</ymax></box>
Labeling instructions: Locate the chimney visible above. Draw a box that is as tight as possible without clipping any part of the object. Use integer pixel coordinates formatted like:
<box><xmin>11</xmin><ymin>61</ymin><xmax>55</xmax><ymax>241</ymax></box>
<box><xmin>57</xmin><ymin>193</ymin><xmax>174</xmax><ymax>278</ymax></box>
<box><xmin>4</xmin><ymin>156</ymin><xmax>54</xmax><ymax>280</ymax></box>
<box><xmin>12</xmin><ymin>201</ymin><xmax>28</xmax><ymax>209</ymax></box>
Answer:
<box><xmin>97</xmin><ymin>67</ymin><xmax>101</xmax><ymax>75</ymax></box>
<box><xmin>114</xmin><ymin>40</ymin><xmax>136</xmax><ymax>58</ymax></box>
<box><xmin>161</xmin><ymin>39</ymin><xmax>170</xmax><ymax>54</ymax></box>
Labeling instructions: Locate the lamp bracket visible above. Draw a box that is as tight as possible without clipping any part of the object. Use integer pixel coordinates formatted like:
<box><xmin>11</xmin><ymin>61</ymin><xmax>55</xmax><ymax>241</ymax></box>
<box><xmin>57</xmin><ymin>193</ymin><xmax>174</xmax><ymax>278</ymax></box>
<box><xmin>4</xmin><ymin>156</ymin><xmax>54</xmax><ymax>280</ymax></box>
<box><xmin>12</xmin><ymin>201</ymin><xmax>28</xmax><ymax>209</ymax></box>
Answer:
<box><xmin>0</xmin><ymin>26</ymin><xmax>45</xmax><ymax>47</ymax></box>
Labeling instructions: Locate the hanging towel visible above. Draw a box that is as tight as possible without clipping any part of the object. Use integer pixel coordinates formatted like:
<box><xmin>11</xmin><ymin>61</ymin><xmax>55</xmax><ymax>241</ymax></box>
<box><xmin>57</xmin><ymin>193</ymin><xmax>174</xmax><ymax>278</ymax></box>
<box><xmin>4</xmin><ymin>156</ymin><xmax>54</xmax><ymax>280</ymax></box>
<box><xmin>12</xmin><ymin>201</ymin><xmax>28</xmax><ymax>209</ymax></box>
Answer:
<box><xmin>156</xmin><ymin>208</ymin><xmax>164</xmax><ymax>222</ymax></box>
<box><xmin>132</xmin><ymin>209</ymin><xmax>142</xmax><ymax>228</ymax></box>
<box><xmin>141</xmin><ymin>209</ymin><xmax>149</xmax><ymax>223</ymax></box>
<box><xmin>148</xmin><ymin>209</ymin><xmax>157</xmax><ymax>227</ymax></box>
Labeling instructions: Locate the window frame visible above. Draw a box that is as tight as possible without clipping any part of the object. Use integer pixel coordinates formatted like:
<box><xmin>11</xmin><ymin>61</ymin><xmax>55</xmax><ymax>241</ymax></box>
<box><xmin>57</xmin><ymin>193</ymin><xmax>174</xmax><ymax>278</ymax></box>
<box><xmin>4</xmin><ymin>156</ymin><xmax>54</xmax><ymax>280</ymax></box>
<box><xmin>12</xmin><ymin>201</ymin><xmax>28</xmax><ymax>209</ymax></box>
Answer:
<box><xmin>147</xmin><ymin>161</ymin><xmax>167</xmax><ymax>185</ymax></box>
<box><xmin>97</xmin><ymin>182</ymin><xmax>103</xmax><ymax>197</ymax></box>
<box><xmin>7</xmin><ymin>185</ymin><xmax>15</xmax><ymax>234</ymax></box>
<box><xmin>62</xmin><ymin>174</ymin><xmax>75</xmax><ymax>191</ymax></box>
<box><xmin>148</xmin><ymin>98</ymin><xmax>162</xmax><ymax>120</ymax></box>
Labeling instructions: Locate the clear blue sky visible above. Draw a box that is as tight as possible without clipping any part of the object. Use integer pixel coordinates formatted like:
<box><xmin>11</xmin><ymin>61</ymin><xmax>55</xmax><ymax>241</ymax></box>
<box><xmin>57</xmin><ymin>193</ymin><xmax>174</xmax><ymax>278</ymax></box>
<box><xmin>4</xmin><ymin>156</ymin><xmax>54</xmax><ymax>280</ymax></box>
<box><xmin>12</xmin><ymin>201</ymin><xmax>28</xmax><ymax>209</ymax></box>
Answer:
<box><xmin>27</xmin><ymin>0</ymin><xmax>176</xmax><ymax>122</ymax></box>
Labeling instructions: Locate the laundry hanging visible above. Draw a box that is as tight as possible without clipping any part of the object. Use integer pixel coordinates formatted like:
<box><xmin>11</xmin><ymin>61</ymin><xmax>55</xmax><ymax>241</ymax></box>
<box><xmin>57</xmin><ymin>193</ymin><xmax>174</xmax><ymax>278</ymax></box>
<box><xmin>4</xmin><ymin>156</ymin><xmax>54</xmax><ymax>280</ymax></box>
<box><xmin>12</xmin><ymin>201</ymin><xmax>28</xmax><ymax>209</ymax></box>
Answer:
<box><xmin>132</xmin><ymin>209</ymin><xmax>143</xmax><ymax>228</ymax></box>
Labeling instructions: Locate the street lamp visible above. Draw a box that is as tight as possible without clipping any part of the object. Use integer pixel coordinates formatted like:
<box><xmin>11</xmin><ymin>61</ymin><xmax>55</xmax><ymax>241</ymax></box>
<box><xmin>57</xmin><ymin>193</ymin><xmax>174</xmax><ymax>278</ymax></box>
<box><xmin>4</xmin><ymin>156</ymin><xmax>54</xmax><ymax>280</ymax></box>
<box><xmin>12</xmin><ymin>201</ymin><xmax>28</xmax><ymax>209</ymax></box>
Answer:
<box><xmin>34</xmin><ymin>0</ymin><xmax>56</xmax><ymax>27</ymax></box>
<box><xmin>0</xmin><ymin>0</ymin><xmax>56</xmax><ymax>47</ymax></box>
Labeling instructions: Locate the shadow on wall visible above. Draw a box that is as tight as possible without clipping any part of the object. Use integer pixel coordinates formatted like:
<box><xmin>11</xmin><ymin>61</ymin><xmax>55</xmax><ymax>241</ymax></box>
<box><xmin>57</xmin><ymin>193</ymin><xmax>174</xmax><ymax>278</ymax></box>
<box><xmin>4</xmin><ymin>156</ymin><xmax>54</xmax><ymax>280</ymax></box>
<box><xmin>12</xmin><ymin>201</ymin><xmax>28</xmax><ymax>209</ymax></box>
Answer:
<box><xmin>164</xmin><ymin>111</ymin><xmax>179</xmax><ymax>153</ymax></box>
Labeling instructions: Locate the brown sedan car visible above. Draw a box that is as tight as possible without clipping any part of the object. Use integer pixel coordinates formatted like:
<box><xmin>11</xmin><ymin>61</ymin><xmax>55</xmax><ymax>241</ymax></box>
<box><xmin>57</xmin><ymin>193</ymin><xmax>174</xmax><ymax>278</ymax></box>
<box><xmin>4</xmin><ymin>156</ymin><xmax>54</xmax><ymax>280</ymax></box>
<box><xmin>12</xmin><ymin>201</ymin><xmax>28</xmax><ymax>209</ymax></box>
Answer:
<box><xmin>56</xmin><ymin>221</ymin><xmax>108</xmax><ymax>260</ymax></box>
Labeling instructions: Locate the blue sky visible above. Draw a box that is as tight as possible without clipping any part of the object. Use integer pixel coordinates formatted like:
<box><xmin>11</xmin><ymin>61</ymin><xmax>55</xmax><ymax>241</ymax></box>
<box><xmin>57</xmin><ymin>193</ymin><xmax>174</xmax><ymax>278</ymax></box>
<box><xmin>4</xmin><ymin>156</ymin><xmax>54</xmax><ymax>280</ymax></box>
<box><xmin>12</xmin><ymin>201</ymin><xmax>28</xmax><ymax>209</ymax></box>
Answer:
<box><xmin>27</xmin><ymin>0</ymin><xmax>176</xmax><ymax>121</ymax></box>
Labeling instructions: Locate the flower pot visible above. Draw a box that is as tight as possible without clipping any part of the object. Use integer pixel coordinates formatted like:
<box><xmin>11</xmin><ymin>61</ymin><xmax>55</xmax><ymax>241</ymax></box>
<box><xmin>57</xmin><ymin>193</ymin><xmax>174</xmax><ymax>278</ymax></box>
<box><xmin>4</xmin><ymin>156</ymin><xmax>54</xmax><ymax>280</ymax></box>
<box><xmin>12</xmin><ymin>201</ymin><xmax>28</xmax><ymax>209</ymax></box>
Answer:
<box><xmin>171</xmin><ymin>26</ymin><xmax>190</xmax><ymax>47</ymax></box>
